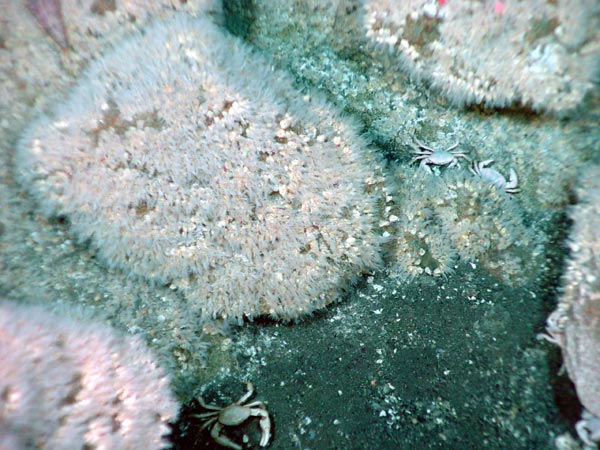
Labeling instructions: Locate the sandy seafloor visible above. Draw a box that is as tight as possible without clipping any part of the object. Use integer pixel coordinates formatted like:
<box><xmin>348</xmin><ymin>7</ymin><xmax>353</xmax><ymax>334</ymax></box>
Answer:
<box><xmin>1</xmin><ymin>1</ymin><xmax>600</xmax><ymax>449</ymax></box>
<box><xmin>171</xmin><ymin>251</ymin><xmax>576</xmax><ymax>449</ymax></box>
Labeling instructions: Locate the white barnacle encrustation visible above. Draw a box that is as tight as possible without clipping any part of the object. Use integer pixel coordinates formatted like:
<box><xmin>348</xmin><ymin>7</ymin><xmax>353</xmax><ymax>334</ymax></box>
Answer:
<box><xmin>16</xmin><ymin>14</ymin><xmax>387</xmax><ymax>322</ymax></box>
<box><xmin>362</xmin><ymin>0</ymin><xmax>599</xmax><ymax>113</ymax></box>
<box><xmin>386</xmin><ymin>168</ymin><xmax>540</xmax><ymax>284</ymax></box>
<box><xmin>540</xmin><ymin>166</ymin><xmax>600</xmax><ymax>448</ymax></box>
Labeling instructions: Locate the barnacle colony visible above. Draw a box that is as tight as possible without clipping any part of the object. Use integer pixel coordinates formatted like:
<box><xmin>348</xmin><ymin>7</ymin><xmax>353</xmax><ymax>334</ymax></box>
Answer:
<box><xmin>16</xmin><ymin>14</ymin><xmax>387</xmax><ymax>321</ymax></box>
<box><xmin>363</xmin><ymin>0</ymin><xmax>600</xmax><ymax>114</ymax></box>
<box><xmin>385</xmin><ymin>167</ymin><xmax>541</xmax><ymax>283</ymax></box>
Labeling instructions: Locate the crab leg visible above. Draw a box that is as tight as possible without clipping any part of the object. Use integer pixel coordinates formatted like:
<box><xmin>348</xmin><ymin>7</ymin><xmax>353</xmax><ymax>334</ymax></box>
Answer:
<box><xmin>196</xmin><ymin>396</ymin><xmax>223</xmax><ymax>411</ymax></box>
<box><xmin>445</xmin><ymin>141</ymin><xmax>459</xmax><ymax>152</ymax></box>
<box><xmin>211</xmin><ymin>422</ymin><xmax>243</xmax><ymax>450</ymax></box>
<box><xmin>252</xmin><ymin>407</ymin><xmax>271</xmax><ymax>447</ymax></box>
<box><xmin>414</xmin><ymin>139</ymin><xmax>435</xmax><ymax>152</ymax></box>
<box><xmin>235</xmin><ymin>382</ymin><xmax>255</xmax><ymax>405</ymax></box>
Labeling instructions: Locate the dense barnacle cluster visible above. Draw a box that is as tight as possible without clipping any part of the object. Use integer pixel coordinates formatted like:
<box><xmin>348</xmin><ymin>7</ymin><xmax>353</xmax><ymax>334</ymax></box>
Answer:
<box><xmin>364</xmin><ymin>0</ymin><xmax>600</xmax><ymax>114</ymax></box>
<box><xmin>0</xmin><ymin>300</ymin><xmax>177</xmax><ymax>449</ymax></box>
<box><xmin>385</xmin><ymin>167</ymin><xmax>542</xmax><ymax>284</ymax></box>
<box><xmin>544</xmin><ymin>165</ymin><xmax>600</xmax><ymax>447</ymax></box>
<box><xmin>16</xmin><ymin>14</ymin><xmax>387</xmax><ymax>322</ymax></box>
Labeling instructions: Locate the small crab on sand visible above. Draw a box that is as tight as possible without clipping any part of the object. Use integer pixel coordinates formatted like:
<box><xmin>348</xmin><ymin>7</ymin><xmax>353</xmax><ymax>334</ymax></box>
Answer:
<box><xmin>191</xmin><ymin>382</ymin><xmax>271</xmax><ymax>450</ymax></box>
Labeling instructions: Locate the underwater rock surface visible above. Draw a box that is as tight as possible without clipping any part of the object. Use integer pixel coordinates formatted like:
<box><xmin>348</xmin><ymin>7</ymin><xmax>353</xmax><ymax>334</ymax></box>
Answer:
<box><xmin>364</xmin><ymin>0</ymin><xmax>600</xmax><ymax>114</ymax></box>
<box><xmin>16</xmin><ymin>14</ymin><xmax>387</xmax><ymax>322</ymax></box>
<box><xmin>545</xmin><ymin>165</ymin><xmax>600</xmax><ymax>446</ymax></box>
<box><xmin>2</xmin><ymin>1</ymin><xmax>599</xmax><ymax>448</ymax></box>
<box><xmin>0</xmin><ymin>300</ymin><xmax>177</xmax><ymax>449</ymax></box>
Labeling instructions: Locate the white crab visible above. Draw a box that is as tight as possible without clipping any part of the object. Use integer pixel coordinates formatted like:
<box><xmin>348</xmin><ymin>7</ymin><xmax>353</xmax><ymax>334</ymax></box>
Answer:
<box><xmin>576</xmin><ymin>409</ymin><xmax>600</xmax><ymax>447</ymax></box>
<box><xmin>470</xmin><ymin>160</ymin><xmax>520</xmax><ymax>194</ymax></box>
<box><xmin>411</xmin><ymin>140</ymin><xmax>469</xmax><ymax>173</ymax></box>
<box><xmin>537</xmin><ymin>303</ymin><xmax>570</xmax><ymax>346</ymax></box>
<box><xmin>192</xmin><ymin>382</ymin><xmax>271</xmax><ymax>450</ymax></box>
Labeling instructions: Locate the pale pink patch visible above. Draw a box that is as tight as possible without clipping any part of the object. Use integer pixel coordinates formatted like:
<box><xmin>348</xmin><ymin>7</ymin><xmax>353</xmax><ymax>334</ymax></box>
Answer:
<box><xmin>494</xmin><ymin>1</ymin><xmax>505</xmax><ymax>15</ymax></box>
<box><xmin>26</xmin><ymin>0</ymin><xmax>69</xmax><ymax>50</ymax></box>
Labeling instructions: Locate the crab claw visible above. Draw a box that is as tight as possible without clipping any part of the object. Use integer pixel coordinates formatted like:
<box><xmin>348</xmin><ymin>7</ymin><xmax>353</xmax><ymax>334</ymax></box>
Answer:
<box><xmin>259</xmin><ymin>411</ymin><xmax>271</xmax><ymax>447</ymax></box>
<box><xmin>505</xmin><ymin>168</ymin><xmax>520</xmax><ymax>194</ymax></box>
<box><xmin>575</xmin><ymin>410</ymin><xmax>600</xmax><ymax>447</ymax></box>
<box><xmin>211</xmin><ymin>422</ymin><xmax>242</xmax><ymax>450</ymax></box>
<box><xmin>470</xmin><ymin>159</ymin><xmax>494</xmax><ymax>176</ymax></box>
<box><xmin>420</xmin><ymin>158</ymin><xmax>433</xmax><ymax>174</ymax></box>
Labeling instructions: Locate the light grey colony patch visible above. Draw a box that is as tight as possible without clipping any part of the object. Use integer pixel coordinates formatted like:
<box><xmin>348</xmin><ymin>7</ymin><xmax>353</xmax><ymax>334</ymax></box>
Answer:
<box><xmin>363</xmin><ymin>0</ymin><xmax>600</xmax><ymax>114</ymax></box>
<box><xmin>16</xmin><ymin>13</ymin><xmax>387</xmax><ymax>322</ymax></box>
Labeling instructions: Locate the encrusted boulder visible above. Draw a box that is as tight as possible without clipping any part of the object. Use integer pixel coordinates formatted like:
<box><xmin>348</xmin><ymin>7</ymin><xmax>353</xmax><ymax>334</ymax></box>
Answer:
<box><xmin>544</xmin><ymin>165</ymin><xmax>600</xmax><ymax>446</ymax></box>
<box><xmin>16</xmin><ymin>13</ymin><xmax>387</xmax><ymax>322</ymax></box>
